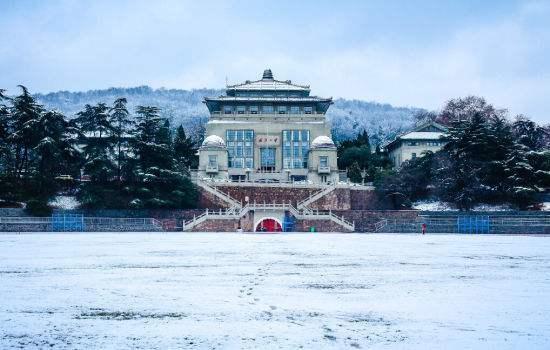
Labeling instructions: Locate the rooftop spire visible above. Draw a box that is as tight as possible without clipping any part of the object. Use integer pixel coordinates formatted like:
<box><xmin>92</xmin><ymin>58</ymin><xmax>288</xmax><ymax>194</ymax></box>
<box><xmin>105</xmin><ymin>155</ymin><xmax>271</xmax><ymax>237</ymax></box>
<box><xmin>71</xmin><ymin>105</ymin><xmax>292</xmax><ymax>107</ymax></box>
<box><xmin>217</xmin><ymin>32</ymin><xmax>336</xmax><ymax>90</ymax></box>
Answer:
<box><xmin>262</xmin><ymin>69</ymin><xmax>273</xmax><ymax>80</ymax></box>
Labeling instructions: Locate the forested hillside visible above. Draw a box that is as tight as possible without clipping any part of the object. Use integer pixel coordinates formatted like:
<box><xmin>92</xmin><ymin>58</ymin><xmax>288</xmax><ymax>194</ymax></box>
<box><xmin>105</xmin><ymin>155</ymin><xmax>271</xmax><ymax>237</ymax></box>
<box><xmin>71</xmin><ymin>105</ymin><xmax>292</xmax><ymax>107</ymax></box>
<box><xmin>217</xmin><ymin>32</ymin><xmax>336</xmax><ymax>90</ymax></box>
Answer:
<box><xmin>34</xmin><ymin>86</ymin><xmax>422</xmax><ymax>145</ymax></box>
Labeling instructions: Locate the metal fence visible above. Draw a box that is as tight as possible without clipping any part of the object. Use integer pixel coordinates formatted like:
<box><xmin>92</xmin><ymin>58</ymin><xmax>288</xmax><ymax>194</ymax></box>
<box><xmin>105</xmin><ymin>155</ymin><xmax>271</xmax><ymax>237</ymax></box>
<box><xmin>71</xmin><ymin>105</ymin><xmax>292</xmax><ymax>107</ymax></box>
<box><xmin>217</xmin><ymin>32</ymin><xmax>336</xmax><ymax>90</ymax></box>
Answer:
<box><xmin>374</xmin><ymin>214</ymin><xmax>550</xmax><ymax>234</ymax></box>
<box><xmin>0</xmin><ymin>216</ymin><xmax>164</xmax><ymax>232</ymax></box>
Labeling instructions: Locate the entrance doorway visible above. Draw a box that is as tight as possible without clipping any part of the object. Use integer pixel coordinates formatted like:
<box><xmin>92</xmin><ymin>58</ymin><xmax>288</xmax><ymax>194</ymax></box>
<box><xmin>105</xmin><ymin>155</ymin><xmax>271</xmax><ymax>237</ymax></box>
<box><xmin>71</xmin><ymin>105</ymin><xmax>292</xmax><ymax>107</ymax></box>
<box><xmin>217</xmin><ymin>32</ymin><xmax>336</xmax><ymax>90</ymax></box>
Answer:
<box><xmin>260</xmin><ymin>148</ymin><xmax>276</xmax><ymax>172</ymax></box>
<box><xmin>255</xmin><ymin>218</ymin><xmax>282</xmax><ymax>232</ymax></box>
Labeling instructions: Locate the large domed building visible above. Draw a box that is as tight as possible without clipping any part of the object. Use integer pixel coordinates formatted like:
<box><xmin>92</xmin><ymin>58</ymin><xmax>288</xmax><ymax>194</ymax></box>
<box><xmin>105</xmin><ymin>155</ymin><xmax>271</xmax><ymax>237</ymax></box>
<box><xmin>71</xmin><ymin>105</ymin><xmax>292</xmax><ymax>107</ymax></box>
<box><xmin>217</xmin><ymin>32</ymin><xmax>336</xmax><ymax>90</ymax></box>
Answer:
<box><xmin>198</xmin><ymin>69</ymin><xmax>339</xmax><ymax>184</ymax></box>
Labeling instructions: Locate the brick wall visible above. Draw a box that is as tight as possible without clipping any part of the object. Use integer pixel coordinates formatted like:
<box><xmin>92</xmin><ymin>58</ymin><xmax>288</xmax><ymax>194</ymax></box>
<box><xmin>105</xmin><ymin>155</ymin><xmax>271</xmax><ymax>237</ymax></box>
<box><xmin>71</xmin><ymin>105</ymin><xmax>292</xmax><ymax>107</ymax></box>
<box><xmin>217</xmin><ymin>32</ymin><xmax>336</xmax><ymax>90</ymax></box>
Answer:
<box><xmin>191</xmin><ymin>219</ymin><xmax>240</xmax><ymax>232</ymax></box>
<box><xmin>217</xmin><ymin>186</ymin><xmax>316</xmax><ymax>207</ymax></box>
<box><xmin>293</xmin><ymin>219</ymin><xmax>351</xmax><ymax>232</ymax></box>
<box><xmin>213</xmin><ymin>186</ymin><xmax>378</xmax><ymax>211</ymax></box>
<box><xmin>349</xmin><ymin>189</ymin><xmax>380</xmax><ymax>210</ymax></box>
<box><xmin>310</xmin><ymin>189</ymin><xmax>351</xmax><ymax>210</ymax></box>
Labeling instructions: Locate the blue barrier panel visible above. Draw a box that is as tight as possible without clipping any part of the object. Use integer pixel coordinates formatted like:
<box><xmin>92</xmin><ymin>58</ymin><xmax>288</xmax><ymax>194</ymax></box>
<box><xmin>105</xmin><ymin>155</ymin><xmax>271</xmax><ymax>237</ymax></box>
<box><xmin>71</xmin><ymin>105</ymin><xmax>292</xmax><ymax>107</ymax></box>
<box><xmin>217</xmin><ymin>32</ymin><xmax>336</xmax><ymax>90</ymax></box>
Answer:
<box><xmin>457</xmin><ymin>216</ymin><xmax>490</xmax><ymax>234</ymax></box>
<box><xmin>283</xmin><ymin>214</ymin><xmax>295</xmax><ymax>232</ymax></box>
<box><xmin>51</xmin><ymin>212</ymin><xmax>85</xmax><ymax>231</ymax></box>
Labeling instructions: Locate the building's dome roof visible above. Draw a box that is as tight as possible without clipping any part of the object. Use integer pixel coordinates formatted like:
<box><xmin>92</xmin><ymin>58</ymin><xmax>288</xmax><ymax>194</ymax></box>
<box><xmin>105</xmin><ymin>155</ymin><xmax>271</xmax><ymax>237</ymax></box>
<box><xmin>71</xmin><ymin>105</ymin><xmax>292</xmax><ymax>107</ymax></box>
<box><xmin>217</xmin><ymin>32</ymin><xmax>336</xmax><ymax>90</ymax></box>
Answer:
<box><xmin>201</xmin><ymin>135</ymin><xmax>226</xmax><ymax>148</ymax></box>
<box><xmin>311</xmin><ymin>136</ymin><xmax>336</xmax><ymax>149</ymax></box>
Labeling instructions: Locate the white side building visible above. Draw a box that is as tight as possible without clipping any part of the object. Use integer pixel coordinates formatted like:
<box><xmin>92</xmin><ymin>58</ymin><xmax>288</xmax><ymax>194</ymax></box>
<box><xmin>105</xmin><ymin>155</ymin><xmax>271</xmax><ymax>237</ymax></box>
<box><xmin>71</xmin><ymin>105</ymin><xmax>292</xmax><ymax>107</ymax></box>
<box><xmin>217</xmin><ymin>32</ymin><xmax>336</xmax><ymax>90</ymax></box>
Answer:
<box><xmin>385</xmin><ymin>121</ymin><xmax>448</xmax><ymax>168</ymax></box>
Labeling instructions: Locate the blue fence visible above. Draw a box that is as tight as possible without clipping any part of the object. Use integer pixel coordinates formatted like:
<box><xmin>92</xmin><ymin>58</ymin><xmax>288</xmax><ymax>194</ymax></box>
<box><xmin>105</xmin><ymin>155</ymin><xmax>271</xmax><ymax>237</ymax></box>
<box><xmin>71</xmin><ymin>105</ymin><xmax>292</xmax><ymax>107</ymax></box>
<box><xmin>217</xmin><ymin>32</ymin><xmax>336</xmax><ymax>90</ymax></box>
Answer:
<box><xmin>52</xmin><ymin>213</ymin><xmax>85</xmax><ymax>231</ymax></box>
<box><xmin>457</xmin><ymin>216</ymin><xmax>490</xmax><ymax>234</ymax></box>
<box><xmin>283</xmin><ymin>214</ymin><xmax>295</xmax><ymax>232</ymax></box>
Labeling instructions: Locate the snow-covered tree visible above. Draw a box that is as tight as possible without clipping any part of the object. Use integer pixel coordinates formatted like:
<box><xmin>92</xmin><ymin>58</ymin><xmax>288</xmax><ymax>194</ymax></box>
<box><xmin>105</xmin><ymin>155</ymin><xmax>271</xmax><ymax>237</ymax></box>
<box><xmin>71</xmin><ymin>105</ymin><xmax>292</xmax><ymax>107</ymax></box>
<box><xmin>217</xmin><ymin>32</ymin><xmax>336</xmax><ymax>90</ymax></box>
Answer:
<box><xmin>109</xmin><ymin>97</ymin><xmax>133</xmax><ymax>181</ymax></box>
<box><xmin>8</xmin><ymin>86</ymin><xmax>44</xmax><ymax>178</ymax></box>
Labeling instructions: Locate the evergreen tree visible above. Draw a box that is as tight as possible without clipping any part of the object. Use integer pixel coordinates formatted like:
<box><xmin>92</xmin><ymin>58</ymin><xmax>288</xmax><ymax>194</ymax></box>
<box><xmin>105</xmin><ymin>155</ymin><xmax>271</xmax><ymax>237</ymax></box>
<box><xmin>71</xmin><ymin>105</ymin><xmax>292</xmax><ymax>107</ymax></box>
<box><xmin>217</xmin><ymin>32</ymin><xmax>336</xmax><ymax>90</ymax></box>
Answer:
<box><xmin>0</xmin><ymin>90</ymin><xmax>11</xmax><ymax>174</ymax></box>
<box><xmin>173</xmin><ymin>124</ymin><xmax>197</xmax><ymax>171</ymax></box>
<box><xmin>75</xmin><ymin>103</ymin><xmax>117</xmax><ymax>208</ymax></box>
<box><xmin>512</xmin><ymin>115</ymin><xmax>548</xmax><ymax>151</ymax></box>
<box><xmin>8</xmin><ymin>86</ymin><xmax>44</xmax><ymax>177</ymax></box>
<box><xmin>130</xmin><ymin>106</ymin><xmax>196</xmax><ymax>209</ymax></box>
<box><xmin>32</xmin><ymin>110</ymin><xmax>79</xmax><ymax>198</ymax></box>
<box><xmin>338</xmin><ymin>129</ymin><xmax>372</xmax><ymax>171</ymax></box>
<box><xmin>155</xmin><ymin>119</ymin><xmax>174</xmax><ymax>170</ymax></box>
<box><xmin>133</xmin><ymin>106</ymin><xmax>165</xmax><ymax>172</ymax></box>
<box><xmin>347</xmin><ymin>161</ymin><xmax>363</xmax><ymax>183</ymax></box>
<box><xmin>109</xmin><ymin>98</ymin><xmax>133</xmax><ymax>181</ymax></box>
<box><xmin>503</xmin><ymin>143</ymin><xmax>539</xmax><ymax>209</ymax></box>
<box><xmin>438</xmin><ymin>112</ymin><xmax>493</xmax><ymax>209</ymax></box>
<box><xmin>483</xmin><ymin>115</ymin><xmax>515</xmax><ymax>200</ymax></box>
<box><xmin>74</xmin><ymin>103</ymin><xmax>115</xmax><ymax>182</ymax></box>
<box><xmin>374</xmin><ymin>150</ymin><xmax>439</xmax><ymax>209</ymax></box>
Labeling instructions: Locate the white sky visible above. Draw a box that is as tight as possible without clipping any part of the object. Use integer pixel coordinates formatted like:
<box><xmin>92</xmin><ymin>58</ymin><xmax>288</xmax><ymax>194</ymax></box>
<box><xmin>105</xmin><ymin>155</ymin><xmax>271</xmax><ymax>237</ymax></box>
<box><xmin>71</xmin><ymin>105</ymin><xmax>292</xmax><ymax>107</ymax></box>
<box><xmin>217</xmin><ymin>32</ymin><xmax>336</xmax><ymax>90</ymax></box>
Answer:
<box><xmin>0</xmin><ymin>0</ymin><xmax>549</xmax><ymax>122</ymax></box>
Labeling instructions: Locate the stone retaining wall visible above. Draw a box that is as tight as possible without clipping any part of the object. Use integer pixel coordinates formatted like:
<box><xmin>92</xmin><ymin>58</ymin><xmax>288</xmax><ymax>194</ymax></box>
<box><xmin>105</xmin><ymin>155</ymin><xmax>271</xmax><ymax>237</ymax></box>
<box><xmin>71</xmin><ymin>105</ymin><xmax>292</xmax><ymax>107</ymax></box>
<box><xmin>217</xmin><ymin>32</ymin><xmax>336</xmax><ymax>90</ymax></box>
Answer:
<box><xmin>335</xmin><ymin>210</ymin><xmax>420</xmax><ymax>232</ymax></box>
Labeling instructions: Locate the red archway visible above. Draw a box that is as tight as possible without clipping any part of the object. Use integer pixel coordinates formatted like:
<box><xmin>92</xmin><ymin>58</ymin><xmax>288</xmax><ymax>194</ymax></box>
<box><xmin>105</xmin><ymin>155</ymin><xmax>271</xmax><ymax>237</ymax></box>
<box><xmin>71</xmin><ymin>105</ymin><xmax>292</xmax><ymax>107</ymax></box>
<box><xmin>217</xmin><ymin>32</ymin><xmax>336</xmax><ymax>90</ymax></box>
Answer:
<box><xmin>255</xmin><ymin>218</ymin><xmax>282</xmax><ymax>233</ymax></box>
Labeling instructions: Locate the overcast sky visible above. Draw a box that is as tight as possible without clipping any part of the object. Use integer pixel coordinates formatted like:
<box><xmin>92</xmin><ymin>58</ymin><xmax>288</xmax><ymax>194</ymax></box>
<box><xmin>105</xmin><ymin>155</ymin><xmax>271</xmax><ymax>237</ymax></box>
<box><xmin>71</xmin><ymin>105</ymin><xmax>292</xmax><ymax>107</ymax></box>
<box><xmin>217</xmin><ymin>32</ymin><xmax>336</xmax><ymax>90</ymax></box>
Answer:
<box><xmin>1</xmin><ymin>0</ymin><xmax>549</xmax><ymax>122</ymax></box>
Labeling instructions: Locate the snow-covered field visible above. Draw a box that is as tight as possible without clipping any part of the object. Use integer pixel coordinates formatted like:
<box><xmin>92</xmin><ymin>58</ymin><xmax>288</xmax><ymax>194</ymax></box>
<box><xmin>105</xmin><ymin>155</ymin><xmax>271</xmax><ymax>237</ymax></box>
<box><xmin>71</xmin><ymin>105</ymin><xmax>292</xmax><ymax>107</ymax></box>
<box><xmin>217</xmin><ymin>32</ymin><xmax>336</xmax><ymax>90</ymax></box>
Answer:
<box><xmin>1</xmin><ymin>233</ymin><xmax>550</xmax><ymax>349</ymax></box>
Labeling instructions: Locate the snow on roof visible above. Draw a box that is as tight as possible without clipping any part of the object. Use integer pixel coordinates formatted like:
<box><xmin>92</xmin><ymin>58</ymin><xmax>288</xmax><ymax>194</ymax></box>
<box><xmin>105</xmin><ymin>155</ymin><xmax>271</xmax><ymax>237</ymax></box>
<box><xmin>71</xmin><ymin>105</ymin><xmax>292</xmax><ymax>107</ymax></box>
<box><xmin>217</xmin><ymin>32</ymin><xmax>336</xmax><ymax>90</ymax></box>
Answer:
<box><xmin>205</xmin><ymin>96</ymin><xmax>329</xmax><ymax>102</ymax></box>
<box><xmin>227</xmin><ymin>79</ymin><xmax>310</xmax><ymax>91</ymax></box>
<box><xmin>311</xmin><ymin>136</ymin><xmax>336</xmax><ymax>149</ymax></box>
<box><xmin>226</xmin><ymin>69</ymin><xmax>310</xmax><ymax>91</ymax></box>
<box><xmin>201</xmin><ymin>135</ymin><xmax>226</xmax><ymax>148</ymax></box>
<box><xmin>400</xmin><ymin>131</ymin><xmax>446</xmax><ymax>140</ymax></box>
<box><xmin>208</xmin><ymin>120</ymin><xmax>325</xmax><ymax>124</ymax></box>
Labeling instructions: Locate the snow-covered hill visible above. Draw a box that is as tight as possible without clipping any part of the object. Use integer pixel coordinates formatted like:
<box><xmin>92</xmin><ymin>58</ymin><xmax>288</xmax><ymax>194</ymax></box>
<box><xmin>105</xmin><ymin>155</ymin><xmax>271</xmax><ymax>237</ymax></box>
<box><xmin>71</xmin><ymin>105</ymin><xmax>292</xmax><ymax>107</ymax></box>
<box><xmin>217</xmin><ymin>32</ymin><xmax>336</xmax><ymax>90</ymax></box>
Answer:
<box><xmin>35</xmin><ymin>86</ymin><xmax>423</xmax><ymax>144</ymax></box>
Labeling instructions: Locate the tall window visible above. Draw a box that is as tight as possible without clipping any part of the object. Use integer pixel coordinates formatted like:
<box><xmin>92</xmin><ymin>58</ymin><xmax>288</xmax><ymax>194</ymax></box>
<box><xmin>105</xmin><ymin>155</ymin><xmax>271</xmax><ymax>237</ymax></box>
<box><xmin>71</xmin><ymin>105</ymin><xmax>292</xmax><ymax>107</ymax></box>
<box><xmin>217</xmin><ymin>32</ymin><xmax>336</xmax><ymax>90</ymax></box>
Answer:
<box><xmin>282</xmin><ymin>130</ymin><xmax>309</xmax><ymax>169</ymax></box>
<box><xmin>227</xmin><ymin>129</ymin><xmax>254</xmax><ymax>169</ymax></box>
<box><xmin>208</xmin><ymin>155</ymin><xmax>218</xmax><ymax>168</ymax></box>
<box><xmin>224</xmin><ymin>106</ymin><xmax>233</xmax><ymax>114</ymax></box>
<box><xmin>319</xmin><ymin>156</ymin><xmax>328</xmax><ymax>168</ymax></box>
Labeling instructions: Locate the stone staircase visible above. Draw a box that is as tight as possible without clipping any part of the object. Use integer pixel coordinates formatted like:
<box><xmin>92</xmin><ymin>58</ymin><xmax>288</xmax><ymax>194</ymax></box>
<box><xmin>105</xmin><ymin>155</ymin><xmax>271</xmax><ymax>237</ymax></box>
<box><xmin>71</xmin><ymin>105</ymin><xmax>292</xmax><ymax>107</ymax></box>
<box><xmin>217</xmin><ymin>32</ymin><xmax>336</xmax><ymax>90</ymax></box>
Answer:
<box><xmin>182</xmin><ymin>201</ymin><xmax>355</xmax><ymax>232</ymax></box>
<box><xmin>188</xmin><ymin>180</ymin><xmax>355</xmax><ymax>232</ymax></box>
<box><xmin>296</xmin><ymin>183</ymin><xmax>338</xmax><ymax>211</ymax></box>
<box><xmin>196</xmin><ymin>179</ymin><xmax>242</xmax><ymax>209</ymax></box>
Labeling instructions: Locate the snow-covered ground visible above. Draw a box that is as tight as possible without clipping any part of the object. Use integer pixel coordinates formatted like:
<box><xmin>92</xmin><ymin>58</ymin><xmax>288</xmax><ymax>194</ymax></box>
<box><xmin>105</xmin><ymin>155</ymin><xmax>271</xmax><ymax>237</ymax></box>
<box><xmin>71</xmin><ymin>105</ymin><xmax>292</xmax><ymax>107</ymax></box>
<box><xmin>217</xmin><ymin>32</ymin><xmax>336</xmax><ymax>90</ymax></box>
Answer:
<box><xmin>48</xmin><ymin>196</ymin><xmax>80</xmax><ymax>210</ymax></box>
<box><xmin>1</xmin><ymin>233</ymin><xmax>549</xmax><ymax>349</ymax></box>
<box><xmin>412</xmin><ymin>200</ymin><xmax>516</xmax><ymax>211</ymax></box>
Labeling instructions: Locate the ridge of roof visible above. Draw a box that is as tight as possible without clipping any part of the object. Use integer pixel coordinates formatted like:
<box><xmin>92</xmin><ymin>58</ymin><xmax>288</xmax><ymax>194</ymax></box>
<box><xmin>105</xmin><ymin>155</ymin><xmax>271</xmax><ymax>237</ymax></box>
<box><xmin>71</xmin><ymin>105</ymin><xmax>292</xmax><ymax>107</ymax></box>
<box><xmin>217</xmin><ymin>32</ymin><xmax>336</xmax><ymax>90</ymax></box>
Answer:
<box><xmin>412</xmin><ymin>120</ymin><xmax>448</xmax><ymax>132</ymax></box>
<box><xmin>226</xmin><ymin>78</ymin><xmax>310</xmax><ymax>90</ymax></box>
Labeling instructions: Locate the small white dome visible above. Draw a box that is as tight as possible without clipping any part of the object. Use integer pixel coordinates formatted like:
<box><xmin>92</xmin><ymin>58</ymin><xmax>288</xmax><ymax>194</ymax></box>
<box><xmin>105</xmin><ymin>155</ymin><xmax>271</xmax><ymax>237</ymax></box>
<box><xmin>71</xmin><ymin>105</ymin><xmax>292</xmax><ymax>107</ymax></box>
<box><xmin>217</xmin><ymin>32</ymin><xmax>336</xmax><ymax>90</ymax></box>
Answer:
<box><xmin>311</xmin><ymin>136</ymin><xmax>336</xmax><ymax>149</ymax></box>
<box><xmin>201</xmin><ymin>135</ymin><xmax>226</xmax><ymax>148</ymax></box>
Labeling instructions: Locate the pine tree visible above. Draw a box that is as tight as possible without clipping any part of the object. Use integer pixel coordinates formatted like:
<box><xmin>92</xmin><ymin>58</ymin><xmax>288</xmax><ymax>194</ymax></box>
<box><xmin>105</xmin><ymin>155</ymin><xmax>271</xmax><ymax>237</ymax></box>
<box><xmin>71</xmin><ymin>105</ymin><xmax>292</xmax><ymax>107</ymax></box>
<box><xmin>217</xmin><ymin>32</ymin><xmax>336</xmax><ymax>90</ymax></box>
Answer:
<box><xmin>33</xmin><ymin>111</ymin><xmax>79</xmax><ymax>198</ymax></box>
<box><xmin>348</xmin><ymin>161</ymin><xmax>363</xmax><ymax>183</ymax></box>
<box><xmin>130</xmin><ymin>106</ymin><xmax>197</xmax><ymax>209</ymax></box>
<box><xmin>74</xmin><ymin>103</ymin><xmax>115</xmax><ymax>182</ymax></box>
<box><xmin>503</xmin><ymin>143</ymin><xmax>539</xmax><ymax>209</ymax></box>
<box><xmin>0</xmin><ymin>90</ymin><xmax>11</xmax><ymax>175</ymax></box>
<box><xmin>8</xmin><ymin>86</ymin><xmax>44</xmax><ymax>178</ymax></box>
<box><xmin>155</xmin><ymin>119</ymin><xmax>174</xmax><ymax>171</ymax></box>
<box><xmin>173</xmin><ymin>124</ymin><xmax>197</xmax><ymax>171</ymax></box>
<box><xmin>512</xmin><ymin>115</ymin><xmax>548</xmax><ymax>151</ymax></box>
<box><xmin>483</xmin><ymin>115</ymin><xmax>515</xmax><ymax>200</ymax></box>
<box><xmin>438</xmin><ymin>112</ymin><xmax>493</xmax><ymax>209</ymax></box>
<box><xmin>133</xmin><ymin>106</ymin><xmax>164</xmax><ymax>172</ymax></box>
<box><xmin>109</xmin><ymin>98</ymin><xmax>133</xmax><ymax>181</ymax></box>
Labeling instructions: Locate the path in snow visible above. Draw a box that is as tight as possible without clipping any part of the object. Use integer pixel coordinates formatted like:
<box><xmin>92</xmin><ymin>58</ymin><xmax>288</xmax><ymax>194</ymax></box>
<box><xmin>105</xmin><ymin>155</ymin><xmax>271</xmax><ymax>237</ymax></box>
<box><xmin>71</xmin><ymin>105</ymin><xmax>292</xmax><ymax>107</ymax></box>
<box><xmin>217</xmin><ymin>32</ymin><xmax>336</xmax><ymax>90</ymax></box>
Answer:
<box><xmin>0</xmin><ymin>233</ymin><xmax>549</xmax><ymax>349</ymax></box>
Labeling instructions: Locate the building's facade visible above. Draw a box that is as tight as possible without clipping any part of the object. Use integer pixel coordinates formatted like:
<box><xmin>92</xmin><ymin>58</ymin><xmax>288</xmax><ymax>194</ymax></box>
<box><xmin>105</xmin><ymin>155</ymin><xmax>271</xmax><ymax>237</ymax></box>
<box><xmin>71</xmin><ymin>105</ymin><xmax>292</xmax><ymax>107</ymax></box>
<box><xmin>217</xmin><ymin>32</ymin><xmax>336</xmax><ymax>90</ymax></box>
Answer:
<box><xmin>198</xmin><ymin>69</ymin><xmax>339</xmax><ymax>183</ymax></box>
<box><xmin>385</xmin><ymin>121</ymin><xmax>448</xmax><ymax>168</ymax></box>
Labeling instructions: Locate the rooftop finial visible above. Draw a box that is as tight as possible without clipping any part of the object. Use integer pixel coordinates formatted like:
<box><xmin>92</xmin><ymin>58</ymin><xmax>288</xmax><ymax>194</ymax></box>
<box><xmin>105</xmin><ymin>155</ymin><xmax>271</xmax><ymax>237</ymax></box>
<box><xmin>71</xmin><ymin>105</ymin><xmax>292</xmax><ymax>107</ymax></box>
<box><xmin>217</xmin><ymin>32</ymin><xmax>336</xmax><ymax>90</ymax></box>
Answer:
<box><xmin>262</xmin><ymin>69</ymin><xmax>273</xmax><ymax>80</ymax></box>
